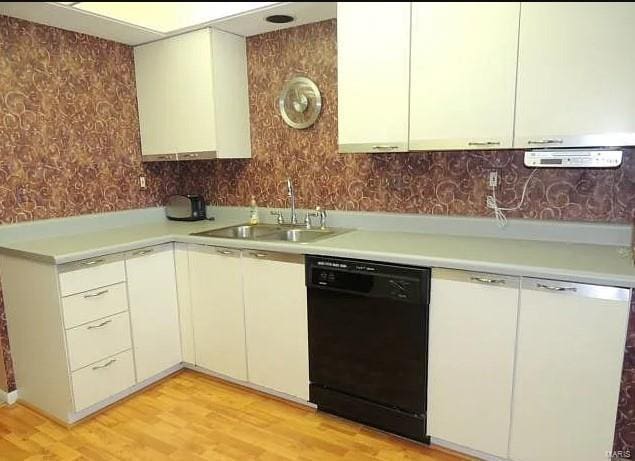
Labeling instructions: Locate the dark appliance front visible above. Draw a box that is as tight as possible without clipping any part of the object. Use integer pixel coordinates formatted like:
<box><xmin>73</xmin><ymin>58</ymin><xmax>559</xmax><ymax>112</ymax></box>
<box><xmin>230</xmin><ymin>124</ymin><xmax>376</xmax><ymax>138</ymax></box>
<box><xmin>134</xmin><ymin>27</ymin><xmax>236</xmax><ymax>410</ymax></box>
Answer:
<box><xmin>306</xmin><ymin>256</ymin><xmax>430</xmax><ymax>442</ymax></box>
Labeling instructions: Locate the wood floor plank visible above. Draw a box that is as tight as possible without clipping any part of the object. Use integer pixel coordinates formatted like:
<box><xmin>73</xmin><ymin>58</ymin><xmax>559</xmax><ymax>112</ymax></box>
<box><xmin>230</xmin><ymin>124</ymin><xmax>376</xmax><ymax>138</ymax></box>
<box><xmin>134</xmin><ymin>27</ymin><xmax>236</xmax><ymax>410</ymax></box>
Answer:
<box><xmin>0</xmin><ymin>371</ymin><xmax>470</xmax><ymax>460</ymax></box>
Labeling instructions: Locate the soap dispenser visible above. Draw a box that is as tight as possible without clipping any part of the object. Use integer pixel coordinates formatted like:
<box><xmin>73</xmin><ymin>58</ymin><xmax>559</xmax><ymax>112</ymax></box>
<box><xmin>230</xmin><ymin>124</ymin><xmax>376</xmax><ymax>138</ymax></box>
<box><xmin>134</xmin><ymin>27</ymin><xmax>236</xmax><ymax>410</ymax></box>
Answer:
<box><xmin>249</xmin><ymin>196</ymin><xmax>260</xmax><ymax>225</ymax></box>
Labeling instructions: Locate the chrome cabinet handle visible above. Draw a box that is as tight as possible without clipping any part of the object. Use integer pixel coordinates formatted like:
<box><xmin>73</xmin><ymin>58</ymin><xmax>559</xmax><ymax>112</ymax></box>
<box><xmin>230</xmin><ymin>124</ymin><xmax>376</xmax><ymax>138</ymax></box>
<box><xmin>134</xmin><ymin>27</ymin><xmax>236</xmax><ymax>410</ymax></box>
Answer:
<box><xmin>471</xmin><ymin>277</ymin><xmax>506</xmax><ymax>285</ymax></box>
<box><xmin>468</xmin><ymin>141</ymin><xmax>501</xmax><ymax>146</ymax></box>
<box><xmin>372</xmin><ymin>145</ymin><xmax>400</xmax><ymax>150</ymax></box>
<box><xmin>252</xmin><ymin>252</ymin><xmax>269</xmax><ymax>258</ymax></box>
<box><xmin>132</xmin><ymin>249</ymin><xmax>154</xmax><ymax>256</ymax></box>
<box><xmin>536</xmin><ymin>283</ymin><xmax>577</xmax><ymax>292</ymax></box>
<box><xmin>527</xmin><ymin>139</ymin><xmax>563</xmax><ymax>145</ymax></box>
<box><xmin>81</xmin><ymin>258</ymin><xmax>105</xmax><ymax>266</ymax></box>
<box><xmin>181</xmin><ymin>153</ymin><xmax>199</xmax><ymax>158</ymax></box>
<box><xmin>216</xmin><ymin>249</ymin><xmax>234</xmax><ymax>255</ymax></box>
<box><xmin>92</xmin><ymin>359</ymin><xmax>117</xmax><ymax>370</ymax></box>
<box><xmin>84</xmin><ymin>289</ymin><xmax>109</xmax><ymax>299</ymax></box>
<box><xmin>87</xmin><ymin>319</ymin><xmax>112</xmax><ymax>330</ymax></box>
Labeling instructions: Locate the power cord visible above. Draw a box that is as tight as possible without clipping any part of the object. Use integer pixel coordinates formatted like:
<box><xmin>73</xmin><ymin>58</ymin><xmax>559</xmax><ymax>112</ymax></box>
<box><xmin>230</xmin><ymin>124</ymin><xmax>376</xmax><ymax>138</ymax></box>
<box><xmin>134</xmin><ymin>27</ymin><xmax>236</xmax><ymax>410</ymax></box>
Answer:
<box><xmin>486</xmin><ymin>168</ymin><xmax>538</xmax><ymax>228</ymax></box>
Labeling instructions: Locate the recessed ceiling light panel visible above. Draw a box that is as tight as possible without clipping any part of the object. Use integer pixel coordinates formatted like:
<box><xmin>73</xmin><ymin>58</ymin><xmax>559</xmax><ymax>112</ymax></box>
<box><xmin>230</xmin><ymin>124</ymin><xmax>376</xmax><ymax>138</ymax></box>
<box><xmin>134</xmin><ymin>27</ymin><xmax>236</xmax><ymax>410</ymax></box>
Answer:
<box><xmin>72</xmin><ymin>2</ymin><xmax>277</xmax><ymax>33</ymax></box>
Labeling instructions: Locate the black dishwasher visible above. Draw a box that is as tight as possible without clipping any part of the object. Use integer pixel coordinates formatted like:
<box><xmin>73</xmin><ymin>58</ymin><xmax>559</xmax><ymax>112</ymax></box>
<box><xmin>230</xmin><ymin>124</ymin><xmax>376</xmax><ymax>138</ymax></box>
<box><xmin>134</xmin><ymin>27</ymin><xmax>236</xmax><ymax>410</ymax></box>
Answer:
<box><xmin>306</xmin><ymin>255</ymin><xmax>431</xmax><ymax>442</ymax></box>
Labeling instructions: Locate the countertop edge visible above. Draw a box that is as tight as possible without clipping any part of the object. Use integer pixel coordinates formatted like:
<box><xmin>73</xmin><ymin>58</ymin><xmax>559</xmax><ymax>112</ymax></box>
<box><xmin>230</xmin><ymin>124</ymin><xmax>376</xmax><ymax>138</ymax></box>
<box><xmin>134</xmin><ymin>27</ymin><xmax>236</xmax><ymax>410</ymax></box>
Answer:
<box><xmin>0</xmin><ymin>232</ymin><xmax>632</xmax><ymax>289</ymax></box>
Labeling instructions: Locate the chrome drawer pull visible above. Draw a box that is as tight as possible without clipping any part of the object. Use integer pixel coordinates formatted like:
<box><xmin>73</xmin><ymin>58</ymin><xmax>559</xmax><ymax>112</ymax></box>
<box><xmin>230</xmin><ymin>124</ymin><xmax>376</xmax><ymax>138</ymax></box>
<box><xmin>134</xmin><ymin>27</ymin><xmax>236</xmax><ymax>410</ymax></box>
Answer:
<box><xmin>536</xmin><ymin>283</ymin><xmax>577</xmax><ymax>292</ymax></box>
<box><xmin>92</xmin><ymin>359</ymin><xmax>117</xmax><ymax>370</ymax></box>
<box><xmin>372</xmin><ymin>145</ymin><xmax>400</xmax><ymax>150</ymax></box>
<box><xmin>87</xmin><ymin>319</ymin><xmax>112</xmax><ymax>330</ymax></box>
<box><xmin>132</xmin><ymin>249</ymin><xmax>154</xmax><ymax>256</ymax></box>
<box><xmin>471</xmin><ymin>277</ymin><xmax>506</xmax><ymax>285</ymax></box>
<box><xmin>84</xmin><ymin>289</ymin><xmax>109</xmax><ymax>299</ymax></box>
<box><xmin>253</xmin><ymin>253</ymin><xmax>269</xmax><ymax>258</ymax></box>
<box><xmin>217</xmin><ymin>249</ymin><xmax>234</xmax><ymax>255</ymax></box>
<box><xmin>81</xmin><ymin>258</ymin><xmax>105</xmax><ymax>266</ymax></box>
<box><xmin>468</xmin><ymin>141</ymin><xmax>501</xmax><ymax>146</ymax></box>
<box><xmin>527</xmin><ymin>139</ymin><xmax>563</xmax><ymax>145</ymax></box>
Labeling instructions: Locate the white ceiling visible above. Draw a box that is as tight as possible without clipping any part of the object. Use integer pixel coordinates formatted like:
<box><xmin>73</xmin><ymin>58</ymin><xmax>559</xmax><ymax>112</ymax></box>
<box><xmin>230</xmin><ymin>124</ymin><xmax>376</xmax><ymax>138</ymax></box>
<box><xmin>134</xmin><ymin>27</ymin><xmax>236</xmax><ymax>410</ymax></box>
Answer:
<box><xmin>0</xmin><ymin>2</ymin><xmax>336</xmax><ymax>46</ymax></box>
<box><xmin>72</xmin><ymin>2</ymin><xmax>278</xmax><ymax>34</ymax></box>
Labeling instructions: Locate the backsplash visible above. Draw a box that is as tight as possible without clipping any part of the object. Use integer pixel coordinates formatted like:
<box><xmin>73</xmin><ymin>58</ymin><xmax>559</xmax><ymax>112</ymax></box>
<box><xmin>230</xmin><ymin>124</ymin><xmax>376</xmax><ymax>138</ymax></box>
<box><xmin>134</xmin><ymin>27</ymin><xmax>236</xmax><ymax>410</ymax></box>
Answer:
<box><xmin>178</xmin><ymin>19</ymin><xmax>634</xmax><ymax>224</ymax></box>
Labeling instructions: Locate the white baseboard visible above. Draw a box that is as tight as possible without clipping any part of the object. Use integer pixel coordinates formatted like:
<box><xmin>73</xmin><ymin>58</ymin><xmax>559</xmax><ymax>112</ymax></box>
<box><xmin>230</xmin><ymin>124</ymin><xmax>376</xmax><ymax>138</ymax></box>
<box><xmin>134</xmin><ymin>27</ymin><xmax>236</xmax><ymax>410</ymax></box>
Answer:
<box><xmin>431</xmin><ymin>437</ymin><xmax>506</xmax><ymax>461</ymax></box>
<box><xmin>0</xmin><ymin>388</ymin><xmax>19</xmax><ymax>405</ymax></box>
<box><xmin>184</xmin><ymin>363</ymin><xmax>315</xmax><ymax>408</ymax></box>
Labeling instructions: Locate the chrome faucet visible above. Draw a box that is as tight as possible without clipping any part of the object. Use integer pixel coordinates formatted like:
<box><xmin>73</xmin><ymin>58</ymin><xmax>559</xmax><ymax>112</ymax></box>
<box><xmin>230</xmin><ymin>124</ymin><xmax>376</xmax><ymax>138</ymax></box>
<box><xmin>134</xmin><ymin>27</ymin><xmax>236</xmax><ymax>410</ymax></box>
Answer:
<box><xmin>286</xmin><ymin>178</ymin><xmax>298</xmax><ymax>225</ymax></box>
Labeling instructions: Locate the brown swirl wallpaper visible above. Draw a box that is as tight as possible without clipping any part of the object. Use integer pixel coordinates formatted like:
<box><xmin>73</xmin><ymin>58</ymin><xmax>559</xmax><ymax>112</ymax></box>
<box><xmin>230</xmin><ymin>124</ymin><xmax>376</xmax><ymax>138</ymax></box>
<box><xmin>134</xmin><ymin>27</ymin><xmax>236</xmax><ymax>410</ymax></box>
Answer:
<box><xmin>615</xmin><ymin>295</ymin><xmax>635</xmax><ymax>456</ymax></box>
<box><xmin>0</xmin><ymin>15</ymin><xmax>185</xmax><ymax>392</ymax></box>
<box><xmin>0</xmin><ymin>14</ymin><xmax>634</xmax><ymax>453</ymax></box>
<box><xmin>177</xmin><ymin>20</ymin><xmax>635</xmax><ymax>225</ymax></box>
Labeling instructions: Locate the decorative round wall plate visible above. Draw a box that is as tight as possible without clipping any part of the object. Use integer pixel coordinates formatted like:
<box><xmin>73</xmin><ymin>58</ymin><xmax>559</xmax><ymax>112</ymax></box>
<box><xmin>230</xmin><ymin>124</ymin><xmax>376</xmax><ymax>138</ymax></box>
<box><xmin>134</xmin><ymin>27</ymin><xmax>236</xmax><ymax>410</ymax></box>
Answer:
<box><xmin>278</xmin><ymin>76</ymin><xmax>322</xmax><ymax>129</ymax></box>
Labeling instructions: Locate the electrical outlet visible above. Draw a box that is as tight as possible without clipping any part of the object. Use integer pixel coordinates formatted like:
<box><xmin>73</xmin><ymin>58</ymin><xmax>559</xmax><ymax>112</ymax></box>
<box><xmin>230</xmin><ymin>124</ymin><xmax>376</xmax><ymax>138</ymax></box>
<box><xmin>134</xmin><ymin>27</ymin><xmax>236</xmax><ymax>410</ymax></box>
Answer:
<box><xmin>488</xmin><ymin>171</ymin><xmax>498</xmax><ymax>188</ymax></box>
<box><xmin>139</xmin><ymin>175</ymin><xmax>147</xmax><ymax>190</ymax></box>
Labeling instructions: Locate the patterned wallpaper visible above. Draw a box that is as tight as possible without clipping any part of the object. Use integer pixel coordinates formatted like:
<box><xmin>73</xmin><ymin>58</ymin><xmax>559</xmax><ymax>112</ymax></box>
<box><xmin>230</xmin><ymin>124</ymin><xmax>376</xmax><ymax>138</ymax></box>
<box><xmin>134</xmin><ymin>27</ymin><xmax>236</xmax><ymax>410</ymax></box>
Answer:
<box><xmin>0</xmin><ymin>14</ymin><xmax>633</xmax><ymax>452</ymax></box>
<box><xmin>0</xmin><ymin>15</ymin><xmax>185</xmax><ymax>391</ymax></box>
<box><xmin>615</xmin><ymin>295</ymin><xmax>635</xmax><ymax>456</ymax></box>
<box><xmin>177</xmin><ymin>20</ymin><xmax>635</xmax><ymax>225</ymax></box>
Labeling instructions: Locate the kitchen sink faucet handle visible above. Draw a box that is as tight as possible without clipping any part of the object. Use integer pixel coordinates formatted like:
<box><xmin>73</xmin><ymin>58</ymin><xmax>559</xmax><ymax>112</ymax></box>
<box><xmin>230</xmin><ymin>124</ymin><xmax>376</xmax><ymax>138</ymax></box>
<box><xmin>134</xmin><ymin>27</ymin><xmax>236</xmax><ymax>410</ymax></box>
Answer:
<box><xmin>316</xmin><ymin>206</ymin><xmax>327</xmax><ymax>229</ymax></box>
<box><xmin>304</xmin><ymin>209</ymin><xmax>320</xmax><ymax>229</ymax></box>
<box><xmin>270</xmin><ymin>210</ymin><xmax>285</xmax><ymax>224</ymax></box>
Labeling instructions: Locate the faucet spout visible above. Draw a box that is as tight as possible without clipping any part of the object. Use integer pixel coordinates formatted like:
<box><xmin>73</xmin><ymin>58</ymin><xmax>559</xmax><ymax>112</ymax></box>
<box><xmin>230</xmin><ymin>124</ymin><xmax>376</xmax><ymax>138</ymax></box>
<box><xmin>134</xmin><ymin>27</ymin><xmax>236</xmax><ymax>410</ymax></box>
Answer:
<box><xmin>286</xmin><ymin>178</ymin><xmax>297</xmax><ymax>225</ymax></box>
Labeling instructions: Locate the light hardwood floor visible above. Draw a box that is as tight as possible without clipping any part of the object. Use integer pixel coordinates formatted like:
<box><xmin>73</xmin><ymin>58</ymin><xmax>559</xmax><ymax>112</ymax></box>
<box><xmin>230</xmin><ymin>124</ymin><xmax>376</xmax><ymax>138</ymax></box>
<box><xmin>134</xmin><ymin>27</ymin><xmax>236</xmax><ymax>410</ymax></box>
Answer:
<box><xmin>0</xmin><ymin>370</ymin><xmax>468</xmax><ymax>460</ymax></box>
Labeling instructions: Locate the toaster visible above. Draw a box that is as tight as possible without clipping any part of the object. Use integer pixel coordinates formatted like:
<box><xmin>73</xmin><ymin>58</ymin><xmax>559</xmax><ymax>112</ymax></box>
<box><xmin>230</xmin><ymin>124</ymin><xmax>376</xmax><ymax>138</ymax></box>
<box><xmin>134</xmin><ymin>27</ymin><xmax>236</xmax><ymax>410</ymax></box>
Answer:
<box><xmin>165</xmin><ymin>195</ymin><xmax>207</xmax><ymax>221</ymax></box>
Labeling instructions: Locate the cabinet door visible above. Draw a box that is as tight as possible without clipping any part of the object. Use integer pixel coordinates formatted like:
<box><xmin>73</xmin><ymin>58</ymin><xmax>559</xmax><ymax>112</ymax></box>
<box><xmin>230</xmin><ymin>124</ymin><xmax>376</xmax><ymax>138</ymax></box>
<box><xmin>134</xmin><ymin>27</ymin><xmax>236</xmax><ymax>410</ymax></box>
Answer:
<box><xmin>510</xmin><ymin>279</ymin><xmax>630</xmax><ymax>461</ymax></box>
<box><xmin>134</xmin><ymin>29</ymin><xmax>216</xmax><ymax>158</ymax></box>
<box><xmin>188</xmin><ymin>245</ymin><xmax>247</xmax><ymax>381</ymax></box>
<box><xmin>409</xmin><ymin>3</ymin><xmax>519</xmax><ymax>151</ymax></box>
<box><xmin>243</xmin><ymin>251</ymin><xmax>308</xmax><ymax>400</ymax></box>
<box><xmin>428</xmin><ymin>270</ymin><xmax>519</xmax><ymax>458</ymax></box>
<box><xmin>514</xmin><ymin>3</ymin><xmax>635</xmax><ymax>148</ymax></box>
<box><xmin>337</xmin><ymin>2</ymin><xmax>411</xmax><ymax>153</ymax></box>
<box><xmin>126</xmin><ymin>244</ymin><xmax>182</xmax><ymax>382</ymax></box>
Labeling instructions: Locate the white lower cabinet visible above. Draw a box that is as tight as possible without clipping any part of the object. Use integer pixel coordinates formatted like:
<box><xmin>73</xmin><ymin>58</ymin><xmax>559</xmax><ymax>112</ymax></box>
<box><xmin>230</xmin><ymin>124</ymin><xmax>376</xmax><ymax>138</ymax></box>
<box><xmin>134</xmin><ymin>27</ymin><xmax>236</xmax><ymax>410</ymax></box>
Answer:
<box><xmin>430</xmin><ymin>270</ymin><xmax>630</xmax><ymax>461</ymax></box>
<box><xmin>72</xmin><ymin>350</ymin><xmax>136</xmax><ymax>411</ymax></box>
<box><xmin>242</xmin><ymin>251</ymin><xmax>309</xmax><ymax>400</ymax></box>
<box><xmin>509</xmin><ymin>279</ymin><xmax>630</xmax><ymax>461</ymax></box>
<box><xmin>428</xmin><ymin>269</ymin><xmax>519</xmax><ymax>458</ymax></box>
<box><xmin>126</xmin><ymin>244</ymin><xmax>182</xmax><ymax>382</ymax></box>
<box><xmin>66</xmin><ymin>312</ymin><xmax>132</xmax><ymax>371</ymax></box>
<box><xmin>188</xmin><ymin>245</ymin><xmax>247</xmax><ymax>380</ymax></box>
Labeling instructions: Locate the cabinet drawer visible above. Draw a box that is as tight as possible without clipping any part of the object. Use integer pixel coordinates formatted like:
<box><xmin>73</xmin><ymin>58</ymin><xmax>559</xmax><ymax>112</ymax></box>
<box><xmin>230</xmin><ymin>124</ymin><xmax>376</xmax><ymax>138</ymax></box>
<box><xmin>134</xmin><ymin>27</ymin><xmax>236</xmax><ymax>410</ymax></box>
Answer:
<box><xmin>72</xmin><ymin>350</ymin><xmax>136</xmax><ymax>411</ymax></box>
<box><xmin>62</xmin><ymin>283</ymin><xmax>128</xmax><ymax>329</ymax></box>
<box><xmin>66</xmin><ymin>312</ymin><xmax>132</xmax><ymax>371</ymax></box>
<box><xmin>59</xmin><ymin>256</ymin><xmax>125</xmax><ymax>297</ymax></box>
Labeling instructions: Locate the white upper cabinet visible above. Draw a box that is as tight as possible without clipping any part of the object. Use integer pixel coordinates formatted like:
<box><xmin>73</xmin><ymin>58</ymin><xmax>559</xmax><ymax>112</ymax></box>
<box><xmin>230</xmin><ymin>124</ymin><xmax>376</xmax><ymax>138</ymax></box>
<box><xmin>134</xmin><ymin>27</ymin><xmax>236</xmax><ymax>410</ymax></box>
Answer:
<box><xmin>337</xmin><ymin>2</ymin><xmax>411</xmax><ymax>153</ymax></box>
<box><xmin>409</xmin><ymin>3</ymin><xmax>520</xmax><ymax>150</ymax></box>
<box><xmin>428</xmin><ymin>270</ymin><xmax>519</xmax><ymax>458</ymax></box>
<box><xmin>514</xmin><ymin>2</ymin><xmax>635</xmax><ymax>148</ymax></box>
<box><xmin>126</xmin><ymin>244</ymin><xmax>182</xmax><ymax>382</ymax></box>
<box><xmin>134</xmin><ymin>28</ymin><xmax>251</xmax><ymax>161</ymax></box>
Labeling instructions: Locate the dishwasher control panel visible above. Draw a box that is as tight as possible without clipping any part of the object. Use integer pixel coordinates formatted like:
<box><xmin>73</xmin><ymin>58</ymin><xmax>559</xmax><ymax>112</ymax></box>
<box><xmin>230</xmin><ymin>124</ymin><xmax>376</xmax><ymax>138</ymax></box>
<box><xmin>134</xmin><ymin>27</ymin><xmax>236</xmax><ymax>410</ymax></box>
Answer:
<box><xmin>307</xmin><ymin>256</ymin><xmax>430</xmax><ymax>305</ymax></box>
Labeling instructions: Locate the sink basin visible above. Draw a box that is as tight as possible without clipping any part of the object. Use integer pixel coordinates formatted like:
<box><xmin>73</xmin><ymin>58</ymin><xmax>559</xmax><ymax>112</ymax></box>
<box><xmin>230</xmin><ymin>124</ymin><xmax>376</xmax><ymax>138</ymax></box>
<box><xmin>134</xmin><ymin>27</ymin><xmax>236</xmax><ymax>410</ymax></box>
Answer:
<box><xmin>193</xmin><ymin>224</ymin><xmax>284</xmax><ymax>239</ymax></box>
<box><xmin>261</xmin><ymin>228</ymin><xmax>338</xmax><ymax>243</ymax></box>
<box><xmin>192</xmin><ymin>223</ymin><xmax>349</xmax><ymax>244</ymax></box>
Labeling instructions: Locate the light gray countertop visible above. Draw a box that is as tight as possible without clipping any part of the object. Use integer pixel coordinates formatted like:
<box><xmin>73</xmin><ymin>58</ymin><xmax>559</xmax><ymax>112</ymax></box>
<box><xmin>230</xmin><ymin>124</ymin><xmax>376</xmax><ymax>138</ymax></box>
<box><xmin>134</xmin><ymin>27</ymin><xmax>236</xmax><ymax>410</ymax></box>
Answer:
<box><xmin>0</xmin><ymin>216</ymin><xmax>633</xmax><ymax>288</ymax></box>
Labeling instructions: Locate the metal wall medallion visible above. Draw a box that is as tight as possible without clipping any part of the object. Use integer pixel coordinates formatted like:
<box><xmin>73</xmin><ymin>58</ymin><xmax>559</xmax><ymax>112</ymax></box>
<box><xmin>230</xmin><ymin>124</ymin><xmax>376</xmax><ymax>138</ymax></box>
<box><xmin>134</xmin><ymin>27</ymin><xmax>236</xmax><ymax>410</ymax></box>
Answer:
<box><xmin>278</xmin><ymin>76</ymin><xmax>322</xmax><ymax>129</ymax></box>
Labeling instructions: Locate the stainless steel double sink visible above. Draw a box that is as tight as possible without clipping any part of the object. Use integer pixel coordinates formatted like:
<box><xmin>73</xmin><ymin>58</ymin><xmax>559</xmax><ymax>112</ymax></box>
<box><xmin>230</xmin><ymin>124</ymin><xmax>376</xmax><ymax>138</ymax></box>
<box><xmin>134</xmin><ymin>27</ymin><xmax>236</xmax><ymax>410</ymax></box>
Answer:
<box><xmin>191</xmin><ymin>223</ymin><xmax>350</xmax><ymax>244</ymax></box>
